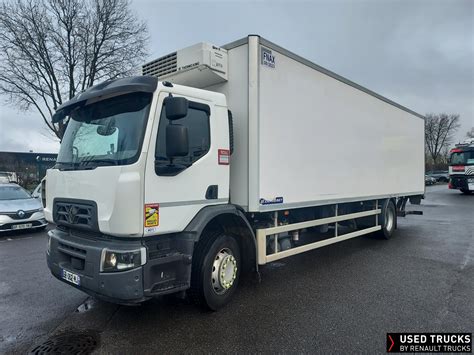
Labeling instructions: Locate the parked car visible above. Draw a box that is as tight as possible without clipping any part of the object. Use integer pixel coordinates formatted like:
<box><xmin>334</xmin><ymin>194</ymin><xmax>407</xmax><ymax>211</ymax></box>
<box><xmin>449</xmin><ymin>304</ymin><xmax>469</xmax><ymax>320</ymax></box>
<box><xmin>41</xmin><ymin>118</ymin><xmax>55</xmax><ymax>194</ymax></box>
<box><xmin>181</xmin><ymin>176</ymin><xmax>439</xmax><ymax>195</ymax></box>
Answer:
<box><xmin>426</xmin><ymin>170</ymin><xmax>449</xmax><ymax>182</ymax></box>
<box><xmin>0</xmin><ymin>171</ymin><xmax>18</xmax><ymax>183</ymax></box>
<box><xmin>0</xmin><ymin>183</ymin><xmax>48</xmax><ymax>232</ymax></box>
<box><xmin>425</xmin><ymin>175</ymin><xmax>437</xmax><ymax>185</ymax></box>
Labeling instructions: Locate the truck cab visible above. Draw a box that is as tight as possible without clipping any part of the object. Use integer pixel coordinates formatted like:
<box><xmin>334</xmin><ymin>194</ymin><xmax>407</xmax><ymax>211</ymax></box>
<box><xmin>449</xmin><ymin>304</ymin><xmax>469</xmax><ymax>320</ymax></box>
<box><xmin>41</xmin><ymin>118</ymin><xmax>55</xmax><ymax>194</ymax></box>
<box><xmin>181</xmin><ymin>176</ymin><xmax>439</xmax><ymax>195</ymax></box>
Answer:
<box><xmin>448</xmin><ymin>138</ymin><xmax>474</xmax><ymax>194</ymax></box>
<box><xmin>45</xmin><ymin>76</ymin><xmax>235</xmax><ymax>306</ymax></box>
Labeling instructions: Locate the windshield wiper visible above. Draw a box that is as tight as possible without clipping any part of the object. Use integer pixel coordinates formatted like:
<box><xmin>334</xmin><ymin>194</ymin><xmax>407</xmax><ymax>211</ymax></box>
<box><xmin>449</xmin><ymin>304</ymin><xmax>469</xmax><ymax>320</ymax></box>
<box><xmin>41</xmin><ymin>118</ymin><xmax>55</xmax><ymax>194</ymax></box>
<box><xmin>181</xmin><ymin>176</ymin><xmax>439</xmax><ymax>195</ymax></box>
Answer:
<box><xmin>56</xmin><ymin>158</ymin><xmax>118</xmax><ymax>170</ymax></box>
<box><xmin>85</xmin><ymin>159</ymin><xmax>118</xmax><ymax>165</ymax></box>
<box><xmin>78</xmin><ymin>158</ymin><xmax>119</xmax><ymax>168</ymax></box>
<box><xmin>55</xmin><ymin>161</ymin><xmax>80</xmax><ymax>171</ymax></box>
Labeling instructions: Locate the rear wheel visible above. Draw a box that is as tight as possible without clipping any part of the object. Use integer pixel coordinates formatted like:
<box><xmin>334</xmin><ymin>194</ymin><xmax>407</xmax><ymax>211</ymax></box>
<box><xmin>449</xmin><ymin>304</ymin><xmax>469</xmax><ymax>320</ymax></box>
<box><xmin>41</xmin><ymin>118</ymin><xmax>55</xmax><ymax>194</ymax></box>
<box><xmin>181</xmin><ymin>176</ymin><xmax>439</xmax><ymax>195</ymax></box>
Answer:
<box><xmin>189</xmin><ymin>231</ymin><xmax>241</xmax><ymax>311</ymax></box>
<box><xmin>377</xmin><ymin>200</ymin><xmax>396</xmax><ymax>239</ymax></box>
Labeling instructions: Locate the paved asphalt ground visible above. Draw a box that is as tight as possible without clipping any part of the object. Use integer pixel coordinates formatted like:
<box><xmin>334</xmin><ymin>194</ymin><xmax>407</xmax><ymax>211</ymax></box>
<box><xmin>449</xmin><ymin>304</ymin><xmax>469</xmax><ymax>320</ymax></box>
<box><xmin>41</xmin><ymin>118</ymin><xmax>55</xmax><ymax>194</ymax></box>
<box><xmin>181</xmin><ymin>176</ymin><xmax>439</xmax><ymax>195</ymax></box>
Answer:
<box><xmin>1</xmin><ymin>185</ymin><xmax>473</xmax><ymax>354</ymax></box>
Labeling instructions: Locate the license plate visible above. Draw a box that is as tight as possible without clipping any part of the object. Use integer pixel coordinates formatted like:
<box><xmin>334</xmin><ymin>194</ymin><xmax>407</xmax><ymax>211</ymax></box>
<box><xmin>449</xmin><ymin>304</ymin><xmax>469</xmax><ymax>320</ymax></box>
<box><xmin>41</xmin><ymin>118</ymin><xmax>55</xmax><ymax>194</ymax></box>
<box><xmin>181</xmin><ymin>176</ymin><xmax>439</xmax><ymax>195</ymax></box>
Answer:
<box><xmin>12</xmin><ymin>223</ymin><xmax>32</xmax><ymax>230</ymax></box>
<box><xmin>62</xmin><ymin>269</ymin><xmax>81</xmax><ymax>286</ymax></box>
<box><xmin>468</xmin><ymin>183</ymin><xmax>474</xmax><ymax>191</ymax></box>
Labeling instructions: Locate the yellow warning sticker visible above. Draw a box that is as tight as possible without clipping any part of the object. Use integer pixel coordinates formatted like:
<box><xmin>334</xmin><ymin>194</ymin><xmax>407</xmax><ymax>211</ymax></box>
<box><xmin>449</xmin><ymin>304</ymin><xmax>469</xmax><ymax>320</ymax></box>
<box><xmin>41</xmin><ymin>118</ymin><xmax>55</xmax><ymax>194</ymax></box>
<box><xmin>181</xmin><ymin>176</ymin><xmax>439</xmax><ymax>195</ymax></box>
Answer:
<box><xmin>144</xmin><ymin>204</ymin><xmax>159</xmax><ymax>227</ymax></box>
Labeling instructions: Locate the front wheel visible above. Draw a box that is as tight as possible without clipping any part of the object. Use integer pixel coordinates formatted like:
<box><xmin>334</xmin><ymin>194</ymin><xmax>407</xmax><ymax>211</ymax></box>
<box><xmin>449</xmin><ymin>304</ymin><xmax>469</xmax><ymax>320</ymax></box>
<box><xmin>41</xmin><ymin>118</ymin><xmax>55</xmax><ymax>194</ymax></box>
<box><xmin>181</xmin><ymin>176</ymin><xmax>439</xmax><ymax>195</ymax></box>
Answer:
<box><xmin>377</xmin><ymin>200</ymin><xmax>397</xmax><ymax>239</ymax></box>
<box><xmin>189</xmin><ymin>232</ymin><xmax>241</xmax><ymax>311</ymax></box>
<box><xmin>461</xmin><ymin>189</ymin><xmax>472</xmax><ymax>195</ymax></box>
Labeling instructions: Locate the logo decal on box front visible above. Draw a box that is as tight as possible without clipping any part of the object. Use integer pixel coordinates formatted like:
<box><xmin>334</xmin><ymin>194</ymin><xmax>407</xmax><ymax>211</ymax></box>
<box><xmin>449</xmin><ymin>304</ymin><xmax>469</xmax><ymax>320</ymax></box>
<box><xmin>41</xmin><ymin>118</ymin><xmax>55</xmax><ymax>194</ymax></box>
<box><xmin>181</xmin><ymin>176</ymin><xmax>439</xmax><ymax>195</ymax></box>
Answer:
<box><xmin>144</xmin><ymin>204</ymin><xmax>159</xmax><ymax>228</ymax></box>
<box><xmin>261</xmin><ymin>47</ymin><xmax>275</xmax><ymax>68</ymax></box>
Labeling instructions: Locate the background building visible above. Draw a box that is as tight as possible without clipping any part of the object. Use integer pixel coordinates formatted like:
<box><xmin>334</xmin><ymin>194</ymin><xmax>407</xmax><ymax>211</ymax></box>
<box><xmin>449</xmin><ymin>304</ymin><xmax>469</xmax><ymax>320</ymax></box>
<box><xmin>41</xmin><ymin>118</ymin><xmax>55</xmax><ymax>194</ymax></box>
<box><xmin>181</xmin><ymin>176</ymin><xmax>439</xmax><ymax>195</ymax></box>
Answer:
<box><xmin>0</xmin><ymin>151</ymin><xmax>57</xmax><ymax>190</ymax></box>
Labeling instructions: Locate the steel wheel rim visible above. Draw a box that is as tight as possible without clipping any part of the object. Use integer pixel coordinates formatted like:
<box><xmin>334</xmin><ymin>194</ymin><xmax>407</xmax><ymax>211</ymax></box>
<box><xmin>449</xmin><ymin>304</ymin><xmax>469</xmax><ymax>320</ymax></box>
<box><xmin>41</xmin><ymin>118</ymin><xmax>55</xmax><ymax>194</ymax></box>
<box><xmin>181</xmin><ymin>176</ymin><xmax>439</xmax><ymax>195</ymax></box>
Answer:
<box><xmin>211</xmin><ymin>247</ymin><xmax>237</xmax><ymax>295</ymax></box>
<box><xmin>385</xmin><ymin>206</ymin><xmax>394</xmax><ymax>232</ymax></box>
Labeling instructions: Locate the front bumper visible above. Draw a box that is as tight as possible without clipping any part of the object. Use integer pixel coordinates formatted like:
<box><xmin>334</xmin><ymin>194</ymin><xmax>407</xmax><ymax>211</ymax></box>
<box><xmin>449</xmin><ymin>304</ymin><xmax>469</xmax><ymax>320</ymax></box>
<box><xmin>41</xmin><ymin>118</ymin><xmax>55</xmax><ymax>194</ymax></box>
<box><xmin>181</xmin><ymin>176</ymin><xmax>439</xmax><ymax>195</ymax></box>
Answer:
<box><xmin>0</xmin><ymin>212</ymin><xmax>47</xmax><ymax>232</ymax></box>
<box><xmin>46</xmin><ymin>228</ymin><xmax>194</xmax><ymax>304</ymax></box>
<box><xmin>450</xmin><ymin>175</ymin><xmax>473</xmax><ymax>191</ymax></box>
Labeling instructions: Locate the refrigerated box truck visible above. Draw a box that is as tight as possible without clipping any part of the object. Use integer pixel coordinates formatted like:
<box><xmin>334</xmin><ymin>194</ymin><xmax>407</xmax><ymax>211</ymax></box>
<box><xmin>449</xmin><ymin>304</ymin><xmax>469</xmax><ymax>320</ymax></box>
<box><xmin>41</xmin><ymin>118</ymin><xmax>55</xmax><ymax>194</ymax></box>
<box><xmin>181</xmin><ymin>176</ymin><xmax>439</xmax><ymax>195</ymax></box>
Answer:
<box><xmin>45</xmin><ymin>35</ymin><xmax>425</xmax><ymax>310</ymax></box>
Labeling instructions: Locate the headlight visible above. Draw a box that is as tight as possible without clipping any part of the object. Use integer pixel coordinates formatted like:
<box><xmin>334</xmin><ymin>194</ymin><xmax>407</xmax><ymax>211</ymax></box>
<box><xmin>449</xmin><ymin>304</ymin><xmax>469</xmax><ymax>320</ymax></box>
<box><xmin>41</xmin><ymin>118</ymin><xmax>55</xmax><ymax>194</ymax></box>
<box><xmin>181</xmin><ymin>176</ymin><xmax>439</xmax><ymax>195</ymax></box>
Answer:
<box><xmin>100</xmin><ymin>248</ymin><xmax>146</xmax><ymax>272</ymax></box>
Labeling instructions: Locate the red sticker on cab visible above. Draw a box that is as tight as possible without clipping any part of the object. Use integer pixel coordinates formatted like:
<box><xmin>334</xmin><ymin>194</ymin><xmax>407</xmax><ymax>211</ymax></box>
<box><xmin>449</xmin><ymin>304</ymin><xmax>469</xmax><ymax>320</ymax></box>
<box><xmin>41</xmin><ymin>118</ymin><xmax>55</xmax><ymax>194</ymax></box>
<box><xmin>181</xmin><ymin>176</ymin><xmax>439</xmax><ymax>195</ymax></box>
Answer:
<box><xmin>218</xmin><ymin>149</ymin><xmax>230</xmax><ymax>165</ymax></box>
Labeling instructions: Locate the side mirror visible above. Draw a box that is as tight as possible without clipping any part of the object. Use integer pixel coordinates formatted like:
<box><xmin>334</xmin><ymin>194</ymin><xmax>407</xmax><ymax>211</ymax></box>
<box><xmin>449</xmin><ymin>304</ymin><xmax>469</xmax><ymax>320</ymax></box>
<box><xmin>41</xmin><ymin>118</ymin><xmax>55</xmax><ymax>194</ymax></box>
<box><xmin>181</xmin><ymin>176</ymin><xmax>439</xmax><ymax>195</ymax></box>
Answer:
<box><xmin>166</xmin><ymin>124</ymin><xmax>189</xmax><ymax>158</ymax></box>
<box><xmin>164</xmin><ymin>96</ymin><xmax>188</xmax><ymax>120</ymax></box>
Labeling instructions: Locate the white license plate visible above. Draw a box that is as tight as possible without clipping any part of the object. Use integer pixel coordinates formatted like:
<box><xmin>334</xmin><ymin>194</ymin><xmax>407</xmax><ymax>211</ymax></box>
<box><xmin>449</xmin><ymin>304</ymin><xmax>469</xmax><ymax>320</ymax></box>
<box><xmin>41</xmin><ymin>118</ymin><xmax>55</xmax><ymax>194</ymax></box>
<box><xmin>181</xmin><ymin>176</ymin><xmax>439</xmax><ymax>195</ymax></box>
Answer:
<box><xmin>12</xmin><ymin>223</ymin><xmax>32</xmax><ymax>230</ymax></box>
<box><xmin>62</xmin><ymin>269</ymin><xmax>81</xmax><ymax>286</ymax></box>
<box><xmin>468</xmin><ymin>183</ymin><xmax>474</xmax><ymax>191</ymax></box>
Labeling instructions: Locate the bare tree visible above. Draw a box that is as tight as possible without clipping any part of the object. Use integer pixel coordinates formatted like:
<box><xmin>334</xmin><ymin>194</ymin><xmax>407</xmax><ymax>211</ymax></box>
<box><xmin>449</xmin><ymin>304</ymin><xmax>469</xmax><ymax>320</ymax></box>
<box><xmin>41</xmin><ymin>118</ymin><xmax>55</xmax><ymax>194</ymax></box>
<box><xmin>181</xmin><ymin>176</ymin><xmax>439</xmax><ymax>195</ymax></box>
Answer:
<box><xmin>425</xmin><ymin>113</ymin><xmax>460</xmax><ymax>167</ymax></box>
<box><xmin>466</xmin><ymin>127</ymin><xmax>474</xmax><ymax>139</ymax></box>
<box><xmin>0</xmin><ymin>0</ymin><xmax>148</xmax><ymax>139</ymax></box>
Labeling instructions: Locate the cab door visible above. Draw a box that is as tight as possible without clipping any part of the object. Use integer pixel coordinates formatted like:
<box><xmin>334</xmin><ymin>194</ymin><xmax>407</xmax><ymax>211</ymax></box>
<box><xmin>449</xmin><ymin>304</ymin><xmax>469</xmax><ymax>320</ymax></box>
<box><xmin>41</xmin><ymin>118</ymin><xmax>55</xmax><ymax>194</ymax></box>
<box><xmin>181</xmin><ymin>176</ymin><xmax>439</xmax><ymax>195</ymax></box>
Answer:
<box><xmin>143</xmin><ymin>90</ymin><xmax>230</xmax><ymax>236</ymax></box>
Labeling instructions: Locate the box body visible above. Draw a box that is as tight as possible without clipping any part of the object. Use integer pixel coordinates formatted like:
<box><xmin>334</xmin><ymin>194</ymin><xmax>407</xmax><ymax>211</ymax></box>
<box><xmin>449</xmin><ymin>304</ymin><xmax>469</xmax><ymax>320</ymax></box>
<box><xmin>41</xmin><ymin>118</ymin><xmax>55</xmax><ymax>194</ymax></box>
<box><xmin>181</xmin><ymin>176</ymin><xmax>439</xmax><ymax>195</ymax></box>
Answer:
<box><xmin>173</xmin><ymin>36</ymin><xmax>425</xmax><ymax>212</ymax></box>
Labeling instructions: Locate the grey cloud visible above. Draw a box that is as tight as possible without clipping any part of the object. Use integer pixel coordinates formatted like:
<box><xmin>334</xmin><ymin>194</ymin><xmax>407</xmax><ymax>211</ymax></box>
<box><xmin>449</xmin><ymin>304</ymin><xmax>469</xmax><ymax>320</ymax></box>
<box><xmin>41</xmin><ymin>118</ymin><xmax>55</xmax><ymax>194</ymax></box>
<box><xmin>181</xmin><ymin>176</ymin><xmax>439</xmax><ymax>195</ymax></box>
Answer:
<box><xmin>1</xmin><ymin>0</ymin><xmax>472</xmax><ymax>151</ymax></box>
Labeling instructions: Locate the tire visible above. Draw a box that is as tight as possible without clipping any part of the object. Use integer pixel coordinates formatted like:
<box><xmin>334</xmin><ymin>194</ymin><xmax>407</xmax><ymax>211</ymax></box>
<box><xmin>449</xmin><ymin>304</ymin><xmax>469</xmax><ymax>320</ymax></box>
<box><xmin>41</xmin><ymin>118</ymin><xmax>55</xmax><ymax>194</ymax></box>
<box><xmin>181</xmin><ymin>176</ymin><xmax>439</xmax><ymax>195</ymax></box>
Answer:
<box><xmin>377</xmin><ymin>200</ymin><xmax>396</xmax><ymax>239</ymax></box>
<box><xmin>461</xmin><ymin>189</ymin><xmax>472</xmax><ymax>195</ymax></box>
<box><xmin>189</xmin><ymin>231</ymin><xmax>241</xmax><ymax>311</ymax></box>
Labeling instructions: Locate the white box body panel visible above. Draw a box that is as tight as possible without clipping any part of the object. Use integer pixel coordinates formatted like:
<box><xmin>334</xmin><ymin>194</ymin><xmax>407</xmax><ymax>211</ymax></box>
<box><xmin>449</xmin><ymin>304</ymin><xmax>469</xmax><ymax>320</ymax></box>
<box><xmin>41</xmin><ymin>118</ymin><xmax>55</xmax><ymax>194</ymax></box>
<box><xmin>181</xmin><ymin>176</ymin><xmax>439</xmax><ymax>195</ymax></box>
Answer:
<box><xmin>206</xmin><ymin>44</ymin><xmax>250</xmax><ymax>208</ymax></box>
<box><xmin>257</xmin><ymin>43</ymin><xmax>425</xmax><ymax>210</ymax></box>
<box><xmin>160</xmin><ymin>36</ymin><xmax>425</xmax><ymax>212</ymax></box>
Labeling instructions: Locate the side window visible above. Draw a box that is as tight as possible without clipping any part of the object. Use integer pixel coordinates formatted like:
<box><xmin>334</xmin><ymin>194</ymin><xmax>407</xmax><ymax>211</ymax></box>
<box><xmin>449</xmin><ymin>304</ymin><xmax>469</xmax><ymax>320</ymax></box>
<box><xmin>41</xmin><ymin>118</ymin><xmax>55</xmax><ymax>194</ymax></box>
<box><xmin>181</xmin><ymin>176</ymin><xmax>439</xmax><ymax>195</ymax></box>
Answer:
<box><xmin>155</xmin><ymin>100</ymin><xmax>211</xmax><ymax>176</ymax></box>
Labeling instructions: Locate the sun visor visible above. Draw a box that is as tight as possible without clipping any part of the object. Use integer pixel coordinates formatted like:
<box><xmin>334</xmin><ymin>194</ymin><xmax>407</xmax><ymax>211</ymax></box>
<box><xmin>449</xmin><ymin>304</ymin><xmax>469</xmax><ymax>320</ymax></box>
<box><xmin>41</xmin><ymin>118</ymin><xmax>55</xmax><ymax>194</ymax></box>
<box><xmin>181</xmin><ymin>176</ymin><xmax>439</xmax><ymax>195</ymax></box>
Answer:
<box><xmin>52</xmin><ymin>76</ymin><xmax>158</xmax><ymax>123</ymax></box>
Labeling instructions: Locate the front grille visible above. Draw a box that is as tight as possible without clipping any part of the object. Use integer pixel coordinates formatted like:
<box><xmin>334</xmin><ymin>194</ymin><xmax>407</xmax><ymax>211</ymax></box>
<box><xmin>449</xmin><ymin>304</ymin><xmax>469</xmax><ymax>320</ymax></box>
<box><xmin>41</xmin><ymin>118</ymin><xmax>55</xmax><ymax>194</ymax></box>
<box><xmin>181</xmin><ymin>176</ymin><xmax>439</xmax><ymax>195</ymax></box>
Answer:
<box><xmin>142</xmin><ymin>52</ymin><xmax>177</xmax><ymax>77</ymax></box>
<box><xmin>53</xmin><ymin>199</ymin><xmax>98</xmax><ymax>230</ymax></box>
<box><xmin>3</xmin><ymin>209</ymin><xmax>39</xmax><ymax>220</ymax></box>
<box><xmin>58</xmin><ymin>242</ymin><xmax>87</xmax><ymax>256</ymax></box>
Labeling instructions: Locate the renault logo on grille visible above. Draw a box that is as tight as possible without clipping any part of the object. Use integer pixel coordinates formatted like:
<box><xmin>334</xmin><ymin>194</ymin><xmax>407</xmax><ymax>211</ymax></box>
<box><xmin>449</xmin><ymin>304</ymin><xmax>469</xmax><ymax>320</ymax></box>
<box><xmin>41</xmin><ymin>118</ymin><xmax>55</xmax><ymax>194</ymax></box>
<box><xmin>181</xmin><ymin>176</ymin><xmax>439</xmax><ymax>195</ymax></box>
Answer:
<box><xmin>17</xmin><ymin>210</ymin><xmax>26</xmax><ymax>218</ymax></box>
<box><xmin>65</xmin><ymin>205</ymin><xmax>78</xmax><ymax>224</ymax></box>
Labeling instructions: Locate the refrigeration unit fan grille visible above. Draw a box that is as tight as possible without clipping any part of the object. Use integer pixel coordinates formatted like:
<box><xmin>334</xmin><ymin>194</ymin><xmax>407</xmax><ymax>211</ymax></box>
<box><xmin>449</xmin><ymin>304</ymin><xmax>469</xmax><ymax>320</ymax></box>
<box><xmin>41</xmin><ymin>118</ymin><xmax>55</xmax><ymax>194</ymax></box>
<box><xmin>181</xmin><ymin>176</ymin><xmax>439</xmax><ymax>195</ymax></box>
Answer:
<box><xmin>142</xmin><ymin>52</ymin><xmax>177</xmax><ymax>77</ymax></box>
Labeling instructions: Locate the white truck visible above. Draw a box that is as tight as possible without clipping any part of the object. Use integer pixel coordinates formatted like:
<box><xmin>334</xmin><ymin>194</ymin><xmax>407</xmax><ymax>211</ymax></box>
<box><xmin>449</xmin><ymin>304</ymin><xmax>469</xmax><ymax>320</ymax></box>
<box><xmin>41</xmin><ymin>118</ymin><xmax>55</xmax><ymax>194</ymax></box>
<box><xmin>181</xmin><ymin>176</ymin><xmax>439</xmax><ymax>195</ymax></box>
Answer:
<box><xmin>448</xmin><ymin>138</ymin><xmax>474</xmax><ymax>194</ymax></box>
<box><xmin>45</xmin><ymin>35</ymin><xmax>424</xmax><ymax>310</ymax></box>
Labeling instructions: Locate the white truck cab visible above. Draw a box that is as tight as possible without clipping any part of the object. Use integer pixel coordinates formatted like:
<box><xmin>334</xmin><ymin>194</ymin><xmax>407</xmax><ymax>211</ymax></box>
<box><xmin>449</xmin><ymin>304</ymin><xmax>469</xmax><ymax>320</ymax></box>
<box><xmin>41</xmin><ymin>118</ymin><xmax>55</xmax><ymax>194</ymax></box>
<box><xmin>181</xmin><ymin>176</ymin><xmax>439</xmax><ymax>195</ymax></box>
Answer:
<box><xmin>45</xmin><ymin>36</ymin><xmax>424</xmax><ymax>309</ymax></box>
<box><xmin>448</xmin><ymin>138</ymin><xmax>474</xmax><ymax>194</ymax></box>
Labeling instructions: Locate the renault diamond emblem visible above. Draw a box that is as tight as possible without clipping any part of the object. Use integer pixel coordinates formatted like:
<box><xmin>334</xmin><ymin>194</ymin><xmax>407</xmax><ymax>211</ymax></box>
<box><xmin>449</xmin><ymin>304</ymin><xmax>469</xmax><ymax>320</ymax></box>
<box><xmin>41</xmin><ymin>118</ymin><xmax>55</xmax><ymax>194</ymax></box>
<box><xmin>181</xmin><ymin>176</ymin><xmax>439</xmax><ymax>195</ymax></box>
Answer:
<box><xmin>17</xmin><ymin>210</ymin><xmax>26</xmax><ymax>219</ymax></box>
<box><xmin>65</xmin><ymin>205</ymin><xmax>78</xmax><ymax>224</ymax></box>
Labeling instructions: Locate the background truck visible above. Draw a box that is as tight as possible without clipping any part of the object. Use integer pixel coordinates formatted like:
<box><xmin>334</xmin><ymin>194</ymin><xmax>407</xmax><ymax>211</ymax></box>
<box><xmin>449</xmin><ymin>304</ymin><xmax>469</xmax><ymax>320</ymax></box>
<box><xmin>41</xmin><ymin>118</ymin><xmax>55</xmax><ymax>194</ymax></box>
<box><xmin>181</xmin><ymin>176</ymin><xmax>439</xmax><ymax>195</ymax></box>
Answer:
<box><xmin>45</xmin><ymin>35</ymin><xmax>425</xmax><ymax>310</ymax></box>
<box><xmin>448</xmin><ymin>138</ymin><xmax>474</xmax><ymax>194</ymax></box>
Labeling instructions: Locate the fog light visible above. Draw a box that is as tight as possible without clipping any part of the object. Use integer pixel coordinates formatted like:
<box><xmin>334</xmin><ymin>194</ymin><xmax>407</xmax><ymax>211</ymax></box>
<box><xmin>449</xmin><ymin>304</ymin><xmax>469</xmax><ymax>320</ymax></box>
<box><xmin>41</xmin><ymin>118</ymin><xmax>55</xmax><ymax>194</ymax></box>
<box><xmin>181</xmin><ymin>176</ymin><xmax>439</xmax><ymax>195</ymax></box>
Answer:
<box><xmin>100</xmin><ymin>248</ymin><xmax>146</xmax><ymax>272</ymax></box>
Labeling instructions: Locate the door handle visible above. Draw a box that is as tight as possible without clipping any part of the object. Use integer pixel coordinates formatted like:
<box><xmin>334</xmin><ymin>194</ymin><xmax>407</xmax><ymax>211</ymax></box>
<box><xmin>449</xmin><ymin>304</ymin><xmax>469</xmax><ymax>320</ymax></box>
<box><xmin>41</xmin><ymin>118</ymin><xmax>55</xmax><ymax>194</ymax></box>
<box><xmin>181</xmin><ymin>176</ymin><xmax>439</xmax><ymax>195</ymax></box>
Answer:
<box><xmin>205</xmin><ymin>185</ymin><xmax>218</xmax><ymax>200</ymax></box>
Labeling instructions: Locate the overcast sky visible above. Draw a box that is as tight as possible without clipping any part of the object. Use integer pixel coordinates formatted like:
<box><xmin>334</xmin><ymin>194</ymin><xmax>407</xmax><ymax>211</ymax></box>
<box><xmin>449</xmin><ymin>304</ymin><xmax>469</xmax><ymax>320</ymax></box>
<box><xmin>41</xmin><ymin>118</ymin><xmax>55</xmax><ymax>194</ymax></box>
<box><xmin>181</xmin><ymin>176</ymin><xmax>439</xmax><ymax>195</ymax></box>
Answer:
<box><xmin>0</xmin><ymin>0</ymin><xmax>472</xmax><ymax>152</ymax></box>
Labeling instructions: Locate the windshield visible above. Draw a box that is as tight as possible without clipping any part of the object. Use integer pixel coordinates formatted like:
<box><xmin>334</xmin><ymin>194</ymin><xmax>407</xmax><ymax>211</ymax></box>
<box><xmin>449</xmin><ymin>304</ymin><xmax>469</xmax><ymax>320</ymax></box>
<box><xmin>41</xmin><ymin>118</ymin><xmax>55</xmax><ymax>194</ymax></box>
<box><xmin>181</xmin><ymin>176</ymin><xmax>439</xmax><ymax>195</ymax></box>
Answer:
<box><xmin>449</xmin><ymin>150</ymin><xmax>474</xmax><ymax>165</ymax></box>
<box><xmin>56</xmin><ymin>92</ymin><xmax>153</xmax><ymax>170</ymax></box>
<box><xmin>0</xmin><ymin>185</ymin><xmax>31</xmax><ymax>200</ymax></box>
